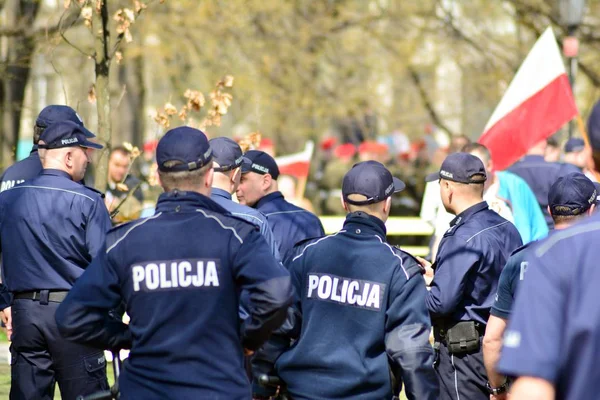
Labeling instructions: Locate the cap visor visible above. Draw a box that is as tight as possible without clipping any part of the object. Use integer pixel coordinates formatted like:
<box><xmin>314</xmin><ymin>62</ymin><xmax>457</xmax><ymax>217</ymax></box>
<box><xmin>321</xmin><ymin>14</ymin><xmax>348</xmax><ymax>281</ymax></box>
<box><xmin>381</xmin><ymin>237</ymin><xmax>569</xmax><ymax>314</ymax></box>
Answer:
<box><xmin>81</xmin><ymin>126</ymin><xmax>96</xmax><ymax>139</ymax></box>
<box><xmin>425</xmin><ymin>172</ymin><xmax>439</xmax><ymax>182</ymax></box>
<box><xmin>80</xmin><ymin>140</ymin><xmax>103</xmax><ymax>150</ymax></box>
<box><xmin>392</xmin><ymin>177</ymin><xmax>406</xmax><ymax>193</ymax></box>
<box><xmin>239</xmin><ymin>156</ymin><xmax>252</xmax><ymax>168</ymax></box>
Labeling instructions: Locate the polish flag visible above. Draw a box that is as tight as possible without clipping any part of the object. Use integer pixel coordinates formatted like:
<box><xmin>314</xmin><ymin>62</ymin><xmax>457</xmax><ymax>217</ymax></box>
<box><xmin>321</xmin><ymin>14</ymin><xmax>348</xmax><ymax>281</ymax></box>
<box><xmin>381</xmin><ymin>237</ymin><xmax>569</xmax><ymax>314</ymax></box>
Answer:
<box><xmin>275</xmin><ymin>141</ymin><xmax>315</xmax><ymax>178</ymax></box>
<box><xmin>479</xmin><ymin>27</ymin><xmax>578</xmax><ymax>170</ymax></box>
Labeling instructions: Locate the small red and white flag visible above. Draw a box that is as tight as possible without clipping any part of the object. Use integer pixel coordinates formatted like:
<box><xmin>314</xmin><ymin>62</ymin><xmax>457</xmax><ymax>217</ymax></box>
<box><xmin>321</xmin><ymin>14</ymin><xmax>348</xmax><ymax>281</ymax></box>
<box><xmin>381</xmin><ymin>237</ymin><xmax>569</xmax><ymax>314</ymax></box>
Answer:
<box><xmin>275</xmin><ymin>141</ymin><xmax>315</xmax><ymax>179</ymax></box>
<box><xmin>479</xmin><ymin>27</ymin><xmax>578</xmax><ymax>170</ymax></box>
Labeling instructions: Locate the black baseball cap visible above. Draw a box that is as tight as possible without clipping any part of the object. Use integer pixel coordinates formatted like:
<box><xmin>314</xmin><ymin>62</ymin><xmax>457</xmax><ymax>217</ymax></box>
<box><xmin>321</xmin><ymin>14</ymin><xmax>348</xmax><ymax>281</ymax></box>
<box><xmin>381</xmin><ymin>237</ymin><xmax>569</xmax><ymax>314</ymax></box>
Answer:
<box><xmin>241</xmin><ymin>150</ymin><xmax>280</xmax><ymax>179</ymax></box>
<box><xmin>156</xmin><ymin>126</ymin><xmax>213</xmax><ymax>172</ymax></box>
<box><xmin>38</xmin><ymin>121</ymin><xmax>103</xmax><ymax>150</ymax></box>
<box><xmin>564</xmin><ymin>138</ymin><xmax>585</xmax><ymax>153</ymax></box>
<box><xmin>342</xmin><ymin>160</ymin><xmax>405</xmax><ymax>205</ymax></box>
<box><xmin>36</xmin><ymin>105</ymin><xmax>94</xmax><ymax>138</ymax></box>
<box><xmin>209</xmin><ymin>137</ymin><xmax>250</xmax><ymax>172</ymax></box>
<box><xmin>425</xmin><ymin>152</ymin><xmax>487</xmax><ymax>184</ymax></box>
<box><xmin>548</xmin><ymin>172</ymin><xmax>597</xmax><ymax>216</ymax></box>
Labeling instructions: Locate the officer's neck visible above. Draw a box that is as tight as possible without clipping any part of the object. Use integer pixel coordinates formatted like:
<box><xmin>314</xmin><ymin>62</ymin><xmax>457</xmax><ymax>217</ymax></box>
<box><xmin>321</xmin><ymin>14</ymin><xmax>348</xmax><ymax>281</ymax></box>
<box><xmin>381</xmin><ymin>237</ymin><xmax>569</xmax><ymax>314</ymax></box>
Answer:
<box><xmin>451</xmin><ymin>197</ymin><xmax>483</xmax><ymax>216</ymax></box>
<box><xmin>211</xmin><ymin>172</ymin><xmax>235</xmax><ymax>195</ymax></box>
<box><xmin>42</xmin><ymin>161</ymin><xmax>75</xmax><ymax>181</ymax></box>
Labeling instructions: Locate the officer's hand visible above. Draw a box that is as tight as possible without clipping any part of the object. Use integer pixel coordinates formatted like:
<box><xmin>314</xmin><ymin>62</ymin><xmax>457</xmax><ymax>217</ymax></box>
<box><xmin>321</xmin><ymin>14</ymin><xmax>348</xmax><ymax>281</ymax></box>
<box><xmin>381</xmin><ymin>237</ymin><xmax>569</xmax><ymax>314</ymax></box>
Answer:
<box><xmin>244</xmin><ymin>348</ymin><xmax>254</xmax><ymax>356</ymax></box>
<box><xmin>1</xmin><ymin>307</ymin><xmax>12</xmax><ymax>341</ymax></box>
<box><xmin>416</xmin><ymin>256</ymin><xmax>434</xmax><ymax>285</ymax></box>
<box><xmin>490</xmin><ymin>393</ymin><xmax>508</xmax><ymax>400</ymax></box>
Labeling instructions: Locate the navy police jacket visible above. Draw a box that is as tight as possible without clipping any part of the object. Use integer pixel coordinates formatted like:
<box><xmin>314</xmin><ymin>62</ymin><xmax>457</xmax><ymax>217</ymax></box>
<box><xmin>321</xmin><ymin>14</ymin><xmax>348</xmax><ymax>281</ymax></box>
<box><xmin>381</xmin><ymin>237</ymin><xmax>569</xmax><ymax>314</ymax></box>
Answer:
<box><xmin>0</xmin><ymin>169</ymin><xmax>111</xmax><ymax>308</ymax></box>
<box><xmin>490</xmin><ymin>242</ymin><xmax>533</xmax><ymax>320</ymax></box>
<box><xmin>498</xmin><ymin>215</ymin><xmax>600</xmax><ymax>399</ymax></box>
<box><xmin>273</xmin><ymin>212</ymin><xmax>438</xmax><ymax>400</ymax></box>
<box><xmin>0</xmin><ymin>146</ymin><xmax>42</xmax><ymax>192</ymax></box>
<box><xmin>426</xmin><ymin>202</ymin><xmax>522</xmax><ymax>327</ymax></box>
<box><xmin>255</xmin><ymin>191</ymin><xmax>325</xmax><ymax>261</ymax></box>
<box><xmin>55</xmin><ymin>191</ymin><xmax>293</xmax><ymax>400</ymax></box>
<box><xmin>508</xmin><ymin>155</ymin><xmax>579</xmax><ymax>228</ymax></box>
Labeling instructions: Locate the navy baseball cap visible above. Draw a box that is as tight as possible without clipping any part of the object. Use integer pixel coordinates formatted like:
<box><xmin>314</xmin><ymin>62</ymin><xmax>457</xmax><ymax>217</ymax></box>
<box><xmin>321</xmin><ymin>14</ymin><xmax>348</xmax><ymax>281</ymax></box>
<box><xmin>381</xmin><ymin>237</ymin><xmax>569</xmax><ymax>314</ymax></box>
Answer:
<box><xmin>38</xmin><ymin>121</ymin><xmax>102</xmax><ymax>150</ymax></box>
<box><xmin>342</xmin><ymin>160</ymin><xmax>405</xmax><ymax>205</ymax></box>
<box><xmin>156</xmin><ymin>126</ymin><xmax>213</xmax><ymax>172</ymax></box>
<box><xmin>36</xmin><ymin>105</ymin><xmax>94</xmax><ymax>138</ymax></box>
<box><xmin>241</xmin><ymin>150</ymin><xmax>280</xmax><ymax>179</ymax></box>
<box><xmin>548</xmin><ymin>172</ymin><xmax>597</xmax><ymax>216</ymax></box>
<box><xmin>209</xmin><ymin>137</ymin><xmax>250</xmax><ymax>172</ymax></box>
<box><xmin>564</xmin><ymin>138</ymin><xmax>585</xmax><ymax>153</ymax></box>
<box><xmin>425</xmin><ymin>152</ymin><xmax>487</xmax><ymax>184</ymax></box>
<box><xmin>594</xmin><ymin>182</ymin><xmax>600</xmax><ymax>207</ymax></box>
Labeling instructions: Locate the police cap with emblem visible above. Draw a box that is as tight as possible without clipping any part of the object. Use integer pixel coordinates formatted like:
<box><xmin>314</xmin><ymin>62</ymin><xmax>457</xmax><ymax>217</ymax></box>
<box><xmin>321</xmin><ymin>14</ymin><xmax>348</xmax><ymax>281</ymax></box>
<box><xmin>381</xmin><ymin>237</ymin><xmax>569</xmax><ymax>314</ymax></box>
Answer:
<box><xmin>425</xmin><ymin>152</ymin><xmax>487</xmax><ymax>184</ymax></box>
<box><xmin>209</xmin><ymin>137</ymin><xmax>250</xmax><ymax>172</ymax></box>
<box><xmin>241</xmin><ymin>150</ymin><xmax>280</xmax><ymax>179</ymax></box>
<box><xmin>548</xmin><ymin>172</ymin><xmax>597</xmax><ymax>216</ymax></box>
<box><xmin>38</xmin><ymin>121</ymin><xmax>103</xmax><ymax>150</ymax></box>
<box><xmin>156</xmin><ymin>126</ymin><xmax>213</xmax><ymax>172</ymax></box>
<box><xmin>36</xmin><ymin>105</ymin><xmax>95</xmax><ymax>138</ymax></box>
<box><xmin>342</xmin><ymin>160</ymin><xmax>406</xmax><ymax>205</ymax></box>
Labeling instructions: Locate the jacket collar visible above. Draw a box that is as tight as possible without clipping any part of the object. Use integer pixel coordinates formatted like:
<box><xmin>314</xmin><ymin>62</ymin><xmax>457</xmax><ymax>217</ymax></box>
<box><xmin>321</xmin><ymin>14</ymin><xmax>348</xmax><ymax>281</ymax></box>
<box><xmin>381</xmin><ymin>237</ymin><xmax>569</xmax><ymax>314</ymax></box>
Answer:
<box><xmin>450</xmin><ymin>201</ymin><xmax>489</xmax><ymax>227</ymax></box>
<box><xmin>155</xmin><ymin>190</ymin><xmax>230</xmax><ymax>214</ymax></box>
<box><xmin>211</xmin><ymin>187</ymin><xmax>232</xmax><ymax>201</ymax></box>
<box><xmin>256</xmin><ymin>191</ymin><xmax>284</xmax><ymax>209</ymax></box>
<box><xmin>41</xmin><ymin>169</ymin><xmax>73</xmax><ymax>180</ymax></box>
<box><xmin>343</xmin><ymin>211</ymin><xmax>387</xmax><ymax>239</ymax></box>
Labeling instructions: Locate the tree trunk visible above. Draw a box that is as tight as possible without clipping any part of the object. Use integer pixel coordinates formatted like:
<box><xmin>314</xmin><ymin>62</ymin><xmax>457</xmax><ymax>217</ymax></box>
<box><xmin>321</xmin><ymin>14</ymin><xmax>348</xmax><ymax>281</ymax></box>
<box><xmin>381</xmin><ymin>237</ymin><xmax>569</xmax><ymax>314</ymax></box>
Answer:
<box><xmin>93</xmin><ymin>0</ymin><xmax>112</xmax><ymax>192</ymax></box>
<box><xmin>0</xmin><ymin>0</ymin><xmax>39</xmax><ymax>169</ymax></box>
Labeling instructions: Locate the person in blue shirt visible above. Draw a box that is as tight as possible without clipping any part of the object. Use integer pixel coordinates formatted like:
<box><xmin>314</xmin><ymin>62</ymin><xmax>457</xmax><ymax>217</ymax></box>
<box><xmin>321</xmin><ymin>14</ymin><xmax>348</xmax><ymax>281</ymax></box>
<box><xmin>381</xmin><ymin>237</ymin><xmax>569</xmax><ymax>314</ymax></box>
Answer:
<box><xmin>0</xmin><ymin>121</ymin><xmax>110</xmax><ymax>400</ymax></box>
<box><xmin>209</xmin><ymin>137</ymin><xmax>281</xmax><ymax>260</ymax></box>
<box><xmin>236</xmin><ymin>150</ymin><xmax>325</xmax><ymax>261</ymax></box>
<box><xmin>507</xmin><ymin>139</ymin><xmax>580</xmax><ymax>229</ymax></box>
<box><xmin>497</xmin><ymin>200</ymin><xmax>600</xmax><ymax>398</ymax></box>
<box><xmin>264</xmin><ymin>160</ymin><xmax>438</xmax><ymax>400</ymax></box>
<box><xmin>0</xmin><ymin>105</ymin><xmax>95</xmax><ymax>192</ymax></box>
<box><xmin>482</xmin><ymin>172</ymin><xmax>596</xmax><ymax>399</ymax></box>
<box><xmin>419</xmin><ymin>152</ymin><xmax>522</xmax><ymax>400</ymax></box>
<box><xmin>55</xmin><ymin>126</ymin><xmax>293</xmax><ymax>400</ymax></box>
<box><xmin>464</xmin><ymin>143</ymin><xmax>548</xmax><ymax>244</ymax></box>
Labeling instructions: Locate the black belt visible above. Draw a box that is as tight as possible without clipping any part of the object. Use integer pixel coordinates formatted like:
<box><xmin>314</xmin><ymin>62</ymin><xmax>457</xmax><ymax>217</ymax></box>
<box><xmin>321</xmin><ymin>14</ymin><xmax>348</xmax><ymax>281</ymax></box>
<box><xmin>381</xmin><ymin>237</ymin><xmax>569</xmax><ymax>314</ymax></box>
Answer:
<box><xmin>14</xmin><ymin>290</ymin><xmax>69</xmax><ymax>303</ymax></box>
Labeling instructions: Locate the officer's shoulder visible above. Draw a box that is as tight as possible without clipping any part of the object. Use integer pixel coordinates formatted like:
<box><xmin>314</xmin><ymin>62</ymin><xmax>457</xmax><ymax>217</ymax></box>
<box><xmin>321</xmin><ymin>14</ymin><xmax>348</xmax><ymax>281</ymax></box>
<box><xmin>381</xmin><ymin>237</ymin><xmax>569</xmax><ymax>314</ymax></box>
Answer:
<box><xmin>392</xmin><ymin>246</ymin><xmax>424</xmax><ymax>279</ymax></box>
<box><xmin>105</xmin><ymin>218</ymin><xmax>141</xmax><ymax>251</ymax></box>
<box><xmin>81</xmin><ymin>185</ymin><xmax>106</xmax><ymax>199</ymax></box>
<box><xmin>509</xmin><ymin>241</ymin><xmax>534</xmax><ymax>258</ymax></box>
<box><xmin>200</xmin><ymin>208</ymin><xmax>261</xmax><ymax>235</ymax></box>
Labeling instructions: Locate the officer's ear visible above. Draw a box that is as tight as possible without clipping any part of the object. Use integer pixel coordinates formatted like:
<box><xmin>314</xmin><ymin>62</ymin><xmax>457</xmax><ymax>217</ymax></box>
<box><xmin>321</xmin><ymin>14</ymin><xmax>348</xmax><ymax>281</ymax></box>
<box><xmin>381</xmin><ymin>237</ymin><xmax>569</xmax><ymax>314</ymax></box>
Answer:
<box><xmin>340</xmin><ymin>194</ymin><xmax>349</xmax><ymax>212</ymax></box>
<box><xmin>263</xmin><ymin>173</ymin><xmax>273</xmax><ymax>191</ymax></box>
<box><xmin>588</xmin><ymin>204</ymin><xmax>596</xmax><ymax>216</ymax></box>
<box><xmin>383</xmin><ymin>197</ymin><xmax>392</xmax><ymax>216</ymax></box>
<box><xmin>204</xmin><ymin>167</ymin><xmax>214</xmax><ymax>189</ymax></box>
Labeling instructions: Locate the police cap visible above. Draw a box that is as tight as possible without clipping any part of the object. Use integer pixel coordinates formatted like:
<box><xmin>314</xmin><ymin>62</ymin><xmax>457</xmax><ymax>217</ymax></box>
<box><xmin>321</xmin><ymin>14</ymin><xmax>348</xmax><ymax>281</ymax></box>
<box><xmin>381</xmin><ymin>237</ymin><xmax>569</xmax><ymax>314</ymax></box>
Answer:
<box><xmin>425</xmin><ymin>152</ymin><xmax>487</xmax><ymax>184</ymax></box>
<box><xmin>342</xmin><ymin>160</ymin><xmax>405</xmax><ymax>205</ymax></box>
<box><xmin>549</xmin><ymin>172</ymin><xmax>597</xmax><ymax>216</ymax></box>
<box><xmin>564</xmin><ymin>138</ymin><xmax>586</xmax><ymax>153</ymax></box>
<box><xmin>241</xmin><ymin>150</ymin><xmax>280</xmax><ymax>179</ymax></box>
<box><xmin>156</xmin><ymin>126</ymin><xmax>213</xmax><ymax>172</ymax></box>
<box><xmin>209</xmin><ymin>137</ymin><xmax>250</xmax><ymax>172</ymax></box>
<box><xmin>38</xmin><ymin>121</ymin><xmax>103</xmax><ymax>150</ymax></box>
<box><xmin>36</xmin><ymin>105</ymin><xmax>94</xmax><ymax>138</ymax></box>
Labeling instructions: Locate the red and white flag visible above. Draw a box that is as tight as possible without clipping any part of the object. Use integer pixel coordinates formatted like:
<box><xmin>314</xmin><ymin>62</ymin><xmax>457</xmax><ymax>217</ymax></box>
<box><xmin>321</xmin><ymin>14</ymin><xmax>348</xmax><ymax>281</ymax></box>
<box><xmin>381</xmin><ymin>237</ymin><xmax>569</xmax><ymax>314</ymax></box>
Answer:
<box><xmin>479</xmin><ymin>27</ymin><xmax>578</xmax><ymax>170</ymax></box>
<box><xmin>275</xmin><ymin>141</ymin><xmax>315</xmax><ymax>179</ymax></box>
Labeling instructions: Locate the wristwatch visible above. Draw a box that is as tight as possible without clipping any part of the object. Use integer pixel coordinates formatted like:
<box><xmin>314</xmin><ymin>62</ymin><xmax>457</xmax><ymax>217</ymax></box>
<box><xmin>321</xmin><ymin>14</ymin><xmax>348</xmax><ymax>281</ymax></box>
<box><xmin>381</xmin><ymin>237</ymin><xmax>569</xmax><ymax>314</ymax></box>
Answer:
<box><xmin>486</xmin><ymin>381</ymin><xmax>508</xmax><ymax>395</ymax></box>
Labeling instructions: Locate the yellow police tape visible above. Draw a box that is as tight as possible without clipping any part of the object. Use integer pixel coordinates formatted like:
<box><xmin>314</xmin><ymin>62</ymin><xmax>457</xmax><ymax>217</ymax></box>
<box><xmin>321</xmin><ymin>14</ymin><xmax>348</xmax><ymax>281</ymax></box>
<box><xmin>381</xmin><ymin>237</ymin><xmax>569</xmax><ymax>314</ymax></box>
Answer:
<box><xmin>318</xmin><ymin>216</ymin><xmax>433</xmax><ymax>256</ymax></box>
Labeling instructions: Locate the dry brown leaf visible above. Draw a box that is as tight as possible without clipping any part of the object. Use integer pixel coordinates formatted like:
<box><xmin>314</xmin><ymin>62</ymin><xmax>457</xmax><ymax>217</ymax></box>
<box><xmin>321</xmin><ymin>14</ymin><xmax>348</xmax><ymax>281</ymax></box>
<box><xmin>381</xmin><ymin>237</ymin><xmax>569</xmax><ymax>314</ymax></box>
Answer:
<box><xmin>115</xmin><ymin>51</ymin><xmax>123</xmax><ymax>64</ymax></box>
<box><xmin>122</xmin><ymin>142</ymin><xmax>133</xmax><ymax>152</ymax></box>
<box><xmin>134</xmin><ymin>0</ymin><xmax>147</xmax><ymax>13</ymax></box>
<box><xmin>223</xmin><ymin>75</ymin><xmax>234</xmax><ymax>88</ymax></box>
<box><xmin>164</xmin><ymin>102</ymin><xmax>177</xmax><ymax>115</ymax></box>
<box><xmin>178</xmin><ymin>108</ymin><xmax>188</xmax><ymax>121</ymax></box>
<box><xmin>116</xmin><ymin>183</ymin><xmax>129</xmax><ymax>192</ymax></box>
<box><xmin>153</xmin><ymin>112</ymin><xmax>170</xmax><ymax>129</ymax></box>
<box><xmin>88</xmin><ymin>85</ymin><xmax>97</xmax><ymax>104</ymax></box>
<box><xmin>124</xmin><ymin>29</ymin><xmax>133</xmax><ymax>43</ymax></box>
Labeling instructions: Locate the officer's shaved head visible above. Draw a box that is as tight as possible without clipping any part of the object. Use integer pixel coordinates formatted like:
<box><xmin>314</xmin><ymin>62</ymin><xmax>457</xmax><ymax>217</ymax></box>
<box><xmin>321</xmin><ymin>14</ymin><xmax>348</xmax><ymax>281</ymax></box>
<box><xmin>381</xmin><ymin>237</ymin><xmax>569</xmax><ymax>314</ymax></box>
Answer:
<box><xmin>158</xmin><ymin>161</ymin><xmax>213</xmax><ymax>194</ymax></box>
<box><xmin>440</xmin><ymin>179</ymin><xmax>485</xmax><ymax>215</ymax></box>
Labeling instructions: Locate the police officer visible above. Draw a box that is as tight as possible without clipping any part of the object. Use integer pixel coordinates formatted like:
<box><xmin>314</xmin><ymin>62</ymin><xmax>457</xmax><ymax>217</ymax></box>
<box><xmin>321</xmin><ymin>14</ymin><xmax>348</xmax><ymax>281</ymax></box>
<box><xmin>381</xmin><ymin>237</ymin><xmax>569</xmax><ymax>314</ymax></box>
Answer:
<box><xmin>419</xmin><ymin>152</ymin><xmax>522</xmax><ymax>400</ymax></box>
<box><xmin>0</xmin><ymin>105</ymin><xmax>94</xmax><ymax>192</ymax></box>
<box><xmin>264</xmin><ymin>161</ymin><xmax>439</xmax><ymax>400</ymax></box>
<box><xmin>483</xmin><ymin>172</ymin><xmax>596</xmax><ymax>399</ymax></box>
<box><xmin>55</xmin><ymin>126</ymin><xmax>293</xmax><ymax>399</ymax></box>
<box><xmin>497</xmin><ymin>197</ymin><xmax>600</xmax><ymax>399</ymax></box>
<box><xmin>0</xmin><ymin>121</ymin><xmax>110</xmax><ymax>400</ymax></box>
<box><xmin>507</xmin><ymin>139</ymin><xmax>580</xmax><ymax>228</ymax></box>
<box><xmin>236</xmin><ymin>150</ymin><xmax>325</xmax><ymax>261</ymax></box>
<box><xmin>209</xmin><ymin>137</ymin><xmax>280</xmax><ymax>260</ymax></box>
